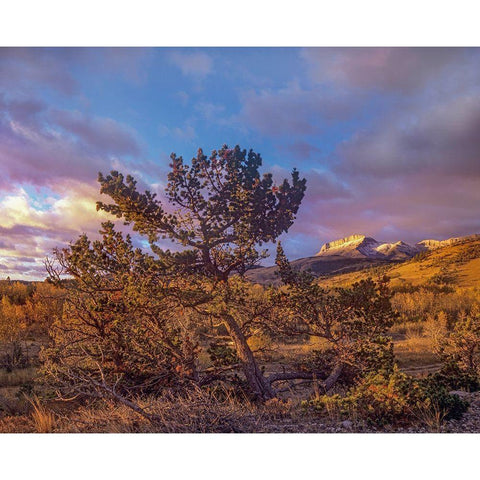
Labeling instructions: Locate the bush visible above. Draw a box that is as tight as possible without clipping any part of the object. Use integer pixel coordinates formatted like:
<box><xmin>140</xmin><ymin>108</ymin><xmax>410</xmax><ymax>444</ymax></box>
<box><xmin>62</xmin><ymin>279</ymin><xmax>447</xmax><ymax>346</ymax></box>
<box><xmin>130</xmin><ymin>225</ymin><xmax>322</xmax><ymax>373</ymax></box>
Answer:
<box><xmin>207</xmin><ymin>340</ymin><xmax>238</xmax><ymax>367</ymax></box>
<box><xmin>427</xmin><ymin>361</ymin><xmax>480</xmax><ymax>392</ymax></box>
<box><xmin>305</xmin><ymin>367</ymin><xmax>469</xmax><ymax>427</ymax></box>
<box><xmin>431</xmin><ymin>305</ymin><xmax>480</xmax><ymax>380</ymax></box>
<box><xmin>416</xmin><ymin>375</ymin><xmax>469</xmax><ymax>421</ymax></box>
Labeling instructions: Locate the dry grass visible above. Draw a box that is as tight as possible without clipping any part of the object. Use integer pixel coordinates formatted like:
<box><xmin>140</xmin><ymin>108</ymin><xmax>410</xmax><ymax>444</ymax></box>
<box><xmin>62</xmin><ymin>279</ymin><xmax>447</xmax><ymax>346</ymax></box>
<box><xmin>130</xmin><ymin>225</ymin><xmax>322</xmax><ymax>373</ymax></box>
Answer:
<box><xmin>0</xmin><ymin>385</ymin><xmax>32</xmax><ymax>416</ymax></box>
<box><xmin>29</xmin><ymin>395</ymin><xmax>56</xmax><ymax>433</ymax></box>
<box><xmin>42</xmin><ymin>389</ymin><xmax>298</xmax><ymax>433</ymax></box>
<box><xmin>413</xmin><ymin>400</ymin><xmax>449</xmax><ymax>432</ymax></box>
<box><xmin>317</xmin><ymin>238</ymin><xmax>480</xmax><ymax>290</ymax></box>
<box><xmin>0</xmin><ymin>366</ymin><xmax>36</xmax><ymax>387</ymax></box>
<box><xmin>394</xmin><ymin>335</ymin><xmax>440</xmax><ymax>371</ymax></box>
<box><xmin>390</xmin><ymin>321</ymin><xmax>424</xmax><ymax>337</ymax></box>
<box><xmin>0</xmin><ymin>387</ymin><xmax>308</xmax><ymax>433</ymax></box>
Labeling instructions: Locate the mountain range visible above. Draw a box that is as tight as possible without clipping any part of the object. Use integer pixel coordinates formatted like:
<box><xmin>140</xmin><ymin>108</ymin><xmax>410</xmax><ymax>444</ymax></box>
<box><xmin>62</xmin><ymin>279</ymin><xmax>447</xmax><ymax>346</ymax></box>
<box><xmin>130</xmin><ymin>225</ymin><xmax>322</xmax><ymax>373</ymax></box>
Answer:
<box><xmin>247</xmin><ymin>233</ymin><xmax>480</xmax><ymax>284</ymax></box>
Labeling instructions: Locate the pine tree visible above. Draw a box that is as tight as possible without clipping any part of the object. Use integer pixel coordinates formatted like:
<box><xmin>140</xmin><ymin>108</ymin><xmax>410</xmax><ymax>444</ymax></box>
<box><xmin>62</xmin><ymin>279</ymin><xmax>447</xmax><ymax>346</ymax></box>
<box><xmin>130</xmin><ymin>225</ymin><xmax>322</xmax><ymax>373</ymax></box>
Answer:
<box><xmin>95</xmin><ymin>145</ymin><xmax>307</xmax><ymax>399</ymax></box>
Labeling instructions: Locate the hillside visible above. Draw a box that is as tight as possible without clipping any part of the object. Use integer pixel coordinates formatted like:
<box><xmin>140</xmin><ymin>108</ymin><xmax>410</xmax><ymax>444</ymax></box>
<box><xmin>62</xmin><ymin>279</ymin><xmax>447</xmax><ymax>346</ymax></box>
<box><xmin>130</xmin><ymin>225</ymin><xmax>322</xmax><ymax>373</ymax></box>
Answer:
<box><xmin>247</xmin><ymin>233</ymin><xmax>480</xmax><ymax>286</ymax></box>
<box><xmin>317</xmin><ymin>235</ymin><xmax>480</xmax><ymax>289</ymax></box>
<box><xmin>246</xmin><ymin>256</ymin><xmax>391</xmax><ymax>285</ymax></box>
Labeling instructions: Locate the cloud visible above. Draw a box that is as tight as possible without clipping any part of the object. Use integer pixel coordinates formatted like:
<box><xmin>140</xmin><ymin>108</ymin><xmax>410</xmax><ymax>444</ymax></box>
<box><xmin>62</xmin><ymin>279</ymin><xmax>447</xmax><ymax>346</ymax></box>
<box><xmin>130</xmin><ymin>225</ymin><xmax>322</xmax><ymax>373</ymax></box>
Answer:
<box><xmin>284</xmin><ymin>93</ymin><xmax>480</xmax><ymax>253</ymax></box>
<box><xmin>0</xmin><ymin>182</ymin><xmax>114</xmax><ymax>280</ymax></box>
<box><xmin>336</xmin><ymin>93</ymin><xmax>480</xmax><ymax>179</ymax></box>
<box><xmin>0</xmin><ymin>183</ymin><xmax>110</xmax><ymax>235</ymax></box>
<box><xmin>0</xmin><ymin>178</ymin><xmax>183</xmax><ymax>280</ymax></box>
<box><xmin>240</xmin><ymin>82</ymin><xmax>360</xmax><ymax>136</ymax></box>
<box><xmin>2</xmin><ymin>47</ymin><xmax>480</xmax><ymax>273</ymax></box>
<box><xmin>282</xmin><ymin>141</ymin><xmax>321</xmax><ymax>160</ymax></box>
<box><xmin>0</xmin><ymin>48</ymin><xmax>152</xmax><ymax>96</ymax></box>
<box><xmin>50</xmin><ymin>109</ymin><xmax>142</xmax><ymax>156</ymax></box>
<box><xmin>301</xmin><ymin>48</ymin><xmax>475</xmax><ymax>93</ymax></box>
<box><xmin>5</xmin><ymin>97</ymin><xmax>46</xmax><ymax>124</ymax></box>
<box><xmin>95</xmin><ymin>48</ymin><xmax>152</xmax><ymax>84</ymax></box>
<box><xmin>168</xmin><ymin>51</ymin><xmax>213</xmax><ymax>77</ymax></box>
<box><xmin>0</xmin><ymin>97</ymin><xmax>151</xmax><ymax>279</ymax></box>
<box><xmin>175</xmin><ymin>91</ymin><xmax>190</xmax><ymax>106</ymax></box>
<box><xmin>194</xmin><ymin>101</ymin><xmax>225</xmax><ymax>120</ymax></box>
<box><xmin>277</xmin><ymin>90</ymin><xmax>480</xmax><ymax>254</ymax></box>
<box><xmin>284</xmin><ymin>168</ymin><xmax>480</xmax><ymax>258</ymax></box>
<box><xmin>158</xmin><ymin>122</ymin><xmax>197</xmax><ymax>142</ymax></box>
<box><xmin>0</xmin><ymin>118</ymin><xmax>106</xmax><ymax>187</ymax></box>
<box><xmin>260</xmin><ymin>48</ymin><xmax>480</xmax><ymax>258</ymax></box>
<box><xmin>272</xmin><ymin>165</ymin><xmax>350</xmax><ymax>203</ymax></box>
<box><xmin>0</xmin><ymin>103</ymin><xmax>143</xmax><ymax>188</ymax></box>
<box><xmin>0</xmin><ymin>48</ymin><xmax>78</xmax><ymax>95</ymax></box>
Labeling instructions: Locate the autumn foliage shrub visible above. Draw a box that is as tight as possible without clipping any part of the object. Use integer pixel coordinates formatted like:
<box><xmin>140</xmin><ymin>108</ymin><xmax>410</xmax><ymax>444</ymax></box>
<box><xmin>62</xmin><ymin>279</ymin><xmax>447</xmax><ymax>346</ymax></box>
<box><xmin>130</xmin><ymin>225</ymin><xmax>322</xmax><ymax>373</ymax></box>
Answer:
<box><xmin>305</xmin><ymin>367</ymin><xmax>469</xmax><ymax>427</ymax></box>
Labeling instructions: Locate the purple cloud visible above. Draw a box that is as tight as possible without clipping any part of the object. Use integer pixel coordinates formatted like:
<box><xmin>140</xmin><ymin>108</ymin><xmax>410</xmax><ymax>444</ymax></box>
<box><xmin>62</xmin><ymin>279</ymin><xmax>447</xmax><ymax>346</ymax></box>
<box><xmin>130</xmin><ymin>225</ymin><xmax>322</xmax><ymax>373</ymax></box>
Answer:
<box><xmin>0</xmin><ymin>103</ymin><xmax>143</xmax><ymax>188</ymax></box>
<box><xmin>301</xmin><ymin>48</ymin><xmax>474</xmax><ymax>92</ymax></box>
<box><xmin>0</xmin><ymin>48</ymin><xmax>152</xmax><ymax>96</ymax></box>
<box><xmin>6</xmin><ymin>97</ymin><xmax>46</xmax><ymax>124</ymax></box>
<box><xmin>282</xmin><ymin>141</ymin><xmax>322</xmax><ymax>160</ymax></box>
<box><xmin>0</xmin><ymin>118</ymin><xmax>108</xmax><ymax>187</ymax></box>
<box><xmin>50</xmin><ymin>109</ymin><xmax>142</xmax><ymax>156</ymax></box>
<box><xmin>336</xmin><ymin>93</ymin><xmax>480</xmax><ymax>179</ymax></box>
<box><xmin>240</xmin><ymin>83</ymin><xmax>359</xmax><ymax>136</ymax></box>
<box><xmin>0</xmin><ymin>48</ymin><xmax>78</xmax><ymax>95</ymax></box>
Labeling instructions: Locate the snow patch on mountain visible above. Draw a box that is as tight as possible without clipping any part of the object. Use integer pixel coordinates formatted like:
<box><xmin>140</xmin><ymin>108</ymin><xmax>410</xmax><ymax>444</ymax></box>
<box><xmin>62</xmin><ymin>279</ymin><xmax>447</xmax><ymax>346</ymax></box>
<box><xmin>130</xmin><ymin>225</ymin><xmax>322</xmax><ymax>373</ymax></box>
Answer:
<box><xmin>316</xmin><ymin>233</ymin><xmax>480</xmax><ymax>260</ymax></box>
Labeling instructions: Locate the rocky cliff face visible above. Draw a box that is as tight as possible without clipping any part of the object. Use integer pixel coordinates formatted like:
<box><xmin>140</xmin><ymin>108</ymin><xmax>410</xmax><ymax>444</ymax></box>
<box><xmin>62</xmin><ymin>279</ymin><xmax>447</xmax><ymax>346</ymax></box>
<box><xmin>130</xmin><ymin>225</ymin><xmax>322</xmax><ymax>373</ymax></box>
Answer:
<box><xmin>317</xmin><ymin>235</ymin><xmax>376</xmax><ymax>255</ymax></box>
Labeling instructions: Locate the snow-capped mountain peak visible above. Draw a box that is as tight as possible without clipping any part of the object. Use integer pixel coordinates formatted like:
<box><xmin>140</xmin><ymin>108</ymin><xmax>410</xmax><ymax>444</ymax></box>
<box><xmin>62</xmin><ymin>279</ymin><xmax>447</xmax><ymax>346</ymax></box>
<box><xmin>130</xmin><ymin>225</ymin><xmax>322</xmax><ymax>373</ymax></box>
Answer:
<box><xmin>316</xmin><ymin>234</ymin><xmax>421</xmax><ymax>260</ymax></box>
<box><xmin>314</xmin><ymin>233</ymin><xmax>480</xmax><ymax>261</ymax></box>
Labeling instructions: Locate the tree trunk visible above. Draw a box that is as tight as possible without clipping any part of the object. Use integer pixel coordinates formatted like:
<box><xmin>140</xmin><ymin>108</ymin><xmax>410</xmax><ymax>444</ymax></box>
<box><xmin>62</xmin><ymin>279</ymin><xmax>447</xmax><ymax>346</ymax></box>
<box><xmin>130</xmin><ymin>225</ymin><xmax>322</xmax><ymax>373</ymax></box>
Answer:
<box><xmin>267</xmin><ymin>362</ymin><xmax>344</xmax><ymax>392</ymax></box>
<box><xmin>223</xmin><ymin>314</ymin><xmax>274</xmax><ymax>400</ymax></box>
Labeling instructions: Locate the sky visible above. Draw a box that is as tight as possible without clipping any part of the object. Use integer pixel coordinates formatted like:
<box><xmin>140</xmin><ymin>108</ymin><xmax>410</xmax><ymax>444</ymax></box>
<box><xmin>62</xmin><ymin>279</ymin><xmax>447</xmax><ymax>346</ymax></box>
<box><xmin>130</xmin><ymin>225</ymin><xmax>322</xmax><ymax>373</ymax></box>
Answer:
<box><xmin>1</xmin><ymin>47</ymin><xmax>480</xmax><ymax>280</ymax></box>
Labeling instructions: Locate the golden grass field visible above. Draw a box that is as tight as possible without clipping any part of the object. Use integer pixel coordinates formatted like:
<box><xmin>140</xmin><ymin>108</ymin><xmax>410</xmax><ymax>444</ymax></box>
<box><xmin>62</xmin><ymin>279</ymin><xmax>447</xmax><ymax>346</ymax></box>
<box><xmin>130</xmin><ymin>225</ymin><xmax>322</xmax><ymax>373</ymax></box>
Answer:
<box><xmin>318</xmin><ymin>238</ymin><xmax>480</xmax><ymax>289</ymax></box>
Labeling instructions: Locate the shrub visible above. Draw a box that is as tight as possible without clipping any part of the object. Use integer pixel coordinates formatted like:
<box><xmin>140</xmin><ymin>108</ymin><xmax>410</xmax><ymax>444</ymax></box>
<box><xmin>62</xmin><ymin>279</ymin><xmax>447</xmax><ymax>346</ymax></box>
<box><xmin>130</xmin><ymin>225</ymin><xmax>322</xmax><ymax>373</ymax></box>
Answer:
<box><xmin>431</xmin><ymin>305</ymin><xmax>480</xmax><ymax>382</ymax></box>
<box><xmin>427</xmin><ymin>361</ymin><xmax>480</xmax><ymax>392</ymax></box>
<box><xmin>413</xmin><ymin>250</ymin><xmax>431</xmax><ymax>262</ymax></box>
<box><xmin>416</xmin><ymin>375</ymin><xmax>469</xmax><ymax>421</ymax></box>
<box><xmin>275</xmin><ymin>244</ymin><xmax>397</xmax><ymax>390</ymax></box>
<box><xmin>0</xmin><ymin>341</ymin><xmax>28</xmax><ymax>372</ymax></box>
<box><xmin>305</xmin><ymin>367</ymin><xmax>469</xmax><ymax>427</ymax></box>
<box><xmin>207</xmin><ymin>340</ymin><xmax>238</xmax><ymax>367</ymax></box>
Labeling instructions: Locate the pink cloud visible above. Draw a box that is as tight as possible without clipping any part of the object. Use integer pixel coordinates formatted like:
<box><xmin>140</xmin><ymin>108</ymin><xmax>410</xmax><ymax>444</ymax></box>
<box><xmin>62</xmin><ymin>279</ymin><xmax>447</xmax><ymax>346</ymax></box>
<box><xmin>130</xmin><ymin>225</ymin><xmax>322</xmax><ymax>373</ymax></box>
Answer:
<box><xmin>240</xmin><ymin>83</ymin><xmax>359</xmax><ymax>136</ymax></box>
<box><xmin>0</xmin><ymin>104</ymin><xmax>143</xmax><ymax>188</ymax></box>
<box><xmin>50</xmin><ymin>109</ymin><xmax>142</xmax><ymax>156</ymax></box>
<box><xmin>301</xmin><ymin>48</ymin><xmax>471</xmax><ymax>92</ymax></box>
<box><xmin>336</xmin><ymin>93</ymin><xmax>480</xmax><ymax>178</ymax></box>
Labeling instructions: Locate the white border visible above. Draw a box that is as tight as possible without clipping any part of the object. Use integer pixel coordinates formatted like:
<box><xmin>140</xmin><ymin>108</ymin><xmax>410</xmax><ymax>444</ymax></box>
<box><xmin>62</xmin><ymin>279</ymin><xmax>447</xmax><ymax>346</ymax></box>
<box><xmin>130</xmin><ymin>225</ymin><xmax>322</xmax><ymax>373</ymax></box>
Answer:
<box><xmin>0</xmin><ymin>433</ymin><xmax>478</xmax><ymax>479</ymax></box>
<box><xmin>1</xmin><ymin>0</ymin><xmax>479</xmax><ymax>46</ymax></box>
<box><xmin>1</xmin><ymin>1</ymin><xmax>478</xmax><ymax>478</ymax></box>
